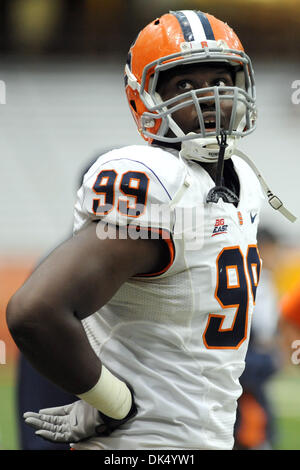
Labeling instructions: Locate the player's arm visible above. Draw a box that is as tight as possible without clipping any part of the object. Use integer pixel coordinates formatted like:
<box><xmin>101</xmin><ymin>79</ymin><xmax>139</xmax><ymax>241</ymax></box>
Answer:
<box><xmin>6</xmin><ymin>221</ymin><xmax>169</xmax><ymax>417</ymax></box>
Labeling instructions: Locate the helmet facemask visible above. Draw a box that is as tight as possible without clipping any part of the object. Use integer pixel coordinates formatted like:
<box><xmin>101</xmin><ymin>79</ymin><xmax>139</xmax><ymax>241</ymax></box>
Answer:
<box><xmin>129</xmin><ymin>41</ymin><xmax>257</xmax><ymax>163</ymax></box>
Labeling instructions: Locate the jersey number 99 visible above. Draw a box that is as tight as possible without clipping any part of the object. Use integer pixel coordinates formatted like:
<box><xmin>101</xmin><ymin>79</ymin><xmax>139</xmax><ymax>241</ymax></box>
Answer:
<box><xmin>203</xmin><ymin>246</ymin><xmax>261</xmax><ymax>349</ymax></box>
<box><xmin>92</xmin><ymin>170</ymin><xmax>150</xmax><ymax>218</ymax></box>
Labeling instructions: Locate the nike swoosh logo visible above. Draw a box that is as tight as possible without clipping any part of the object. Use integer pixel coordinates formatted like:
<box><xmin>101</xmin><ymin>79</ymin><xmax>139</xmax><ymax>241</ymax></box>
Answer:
<box><xmin>250</xmin><ymin>212</ymin><xmax>257</xmax><ymax>223</ymax></box>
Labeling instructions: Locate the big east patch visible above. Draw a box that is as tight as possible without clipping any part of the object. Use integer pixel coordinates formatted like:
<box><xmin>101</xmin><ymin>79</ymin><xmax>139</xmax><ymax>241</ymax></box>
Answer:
<box><xmin>212</xmin><ymin>218</ymin><xmax>228</xmax><ymax>236</ymax></box>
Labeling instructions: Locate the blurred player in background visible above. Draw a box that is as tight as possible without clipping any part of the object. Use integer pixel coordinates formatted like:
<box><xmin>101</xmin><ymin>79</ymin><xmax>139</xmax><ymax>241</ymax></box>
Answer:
<box><xmin>17</xmin><ymin>357</ymin><xmax>76</xmax><ymax>450</ymax></box>
<box><xmin>6</xmin><ymin>10</ymin><xmax>295</xmax><ymax>450</ymax></box>
<box><xmin>234</xmin><ymin>227</ymin><xmax>282</xmax><ymax>450</ymax></box>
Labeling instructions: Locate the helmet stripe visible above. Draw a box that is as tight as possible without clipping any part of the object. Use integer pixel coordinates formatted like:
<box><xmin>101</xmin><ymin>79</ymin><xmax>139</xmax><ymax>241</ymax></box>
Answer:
<box><xmin>195</xmin><ymin>11</ymin><xmax>215</xmax><ymax>40</ymax></box>
<box><xmin>171</xmin><ymin>10</ymin><xmax>216</xmax><ymax>43</ymax></box>
<box><xmin>170</xmin><ymin>10</ymin><xmax>194</xmax><ymax>41</ymax></box>
<box><xmin>180</xmin><ymin>10</ymin><xmax>207</xmax><ymax>42</ymax></box>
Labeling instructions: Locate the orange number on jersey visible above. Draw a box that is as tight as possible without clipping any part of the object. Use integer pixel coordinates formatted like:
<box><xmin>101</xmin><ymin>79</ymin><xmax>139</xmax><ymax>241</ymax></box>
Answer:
<box><xmin>203</xmin><ymin>245</ymin><xmax>261</xmax><ymax>349</ymax></box>
<box><xmin>92</xmin><ymin>170</ymin><xmax>149</xmax><ymax>218</ymax></box>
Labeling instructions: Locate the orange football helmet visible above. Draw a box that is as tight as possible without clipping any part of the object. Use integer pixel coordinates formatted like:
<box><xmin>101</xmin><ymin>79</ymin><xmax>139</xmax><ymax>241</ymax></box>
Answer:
<box><xmin>124</xmin><ymin>10</ymin><xmax>257</xmax><ymax>161</ymax></box>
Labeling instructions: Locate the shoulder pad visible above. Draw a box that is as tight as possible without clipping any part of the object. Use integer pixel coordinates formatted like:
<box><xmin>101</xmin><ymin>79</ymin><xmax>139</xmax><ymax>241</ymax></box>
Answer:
<box><xmin>75</xmin><ymin>145</ymin><xmax>186</xmax><ymax>232</ymax></box>
<box><xmin>232</xmin><ymin>154</ymin><xmax>264</xmax><ymax>202</ymax></box>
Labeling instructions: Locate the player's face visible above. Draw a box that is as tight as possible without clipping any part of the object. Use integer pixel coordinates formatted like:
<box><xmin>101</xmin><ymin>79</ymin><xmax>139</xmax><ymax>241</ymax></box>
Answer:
<box><xmin>157</xmin><ymin>63</ymin><xmax>235</xmax><ymax>138</ymax></box>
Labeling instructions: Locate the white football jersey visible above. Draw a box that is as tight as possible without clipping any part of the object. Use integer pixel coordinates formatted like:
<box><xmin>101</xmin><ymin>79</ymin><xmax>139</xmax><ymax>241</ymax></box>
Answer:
<box><xmin>72</xmin><ymin>144</ymin><xmax>263</xmax><ymax>450</ymax></box>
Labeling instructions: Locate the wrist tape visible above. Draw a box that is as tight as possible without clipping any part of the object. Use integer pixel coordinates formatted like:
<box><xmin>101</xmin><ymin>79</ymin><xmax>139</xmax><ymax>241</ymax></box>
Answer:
<box><xmin>77</xmin><ymin>365</ymin><xmax>132</xmax><ymax>420</ymax></box>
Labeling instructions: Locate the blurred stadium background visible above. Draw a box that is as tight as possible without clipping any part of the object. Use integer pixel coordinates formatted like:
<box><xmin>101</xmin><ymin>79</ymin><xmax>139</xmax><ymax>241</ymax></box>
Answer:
<box><xmin>0</xmin><ymin>0</ymin><xmax>300</xmax><ymax>450</ymax></box>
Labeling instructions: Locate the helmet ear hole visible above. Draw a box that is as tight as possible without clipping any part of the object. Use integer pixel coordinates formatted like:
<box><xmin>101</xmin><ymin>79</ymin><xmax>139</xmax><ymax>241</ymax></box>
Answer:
<box><xmin>130</xmin><ymin>100</ymin><xmax>137</xmax><ymax>112</ymax></box>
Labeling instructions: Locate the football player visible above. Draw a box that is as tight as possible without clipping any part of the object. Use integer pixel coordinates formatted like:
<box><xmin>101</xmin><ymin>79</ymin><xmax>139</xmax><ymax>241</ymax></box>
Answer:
<box><xmin>6</xmin><ymin>10</ymin><xmax>296</xmax><ymax>450</ymax></box>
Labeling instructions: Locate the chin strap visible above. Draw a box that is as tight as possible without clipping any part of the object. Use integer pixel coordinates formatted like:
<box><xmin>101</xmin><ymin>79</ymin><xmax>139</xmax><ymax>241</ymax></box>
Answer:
<box><xmin>234</xmin><ymin>149</ymin><xmax>297</xmax><ymax>223</ymax></box>
<box><xmin>206</xmin><ymin>131</ymin><xmax>240</xmax><ymax>205</ymax></box>
<box><xmin>205</xmin><ymin>132</ymin><xmax>296</xmax><ymax>223</ymax></box>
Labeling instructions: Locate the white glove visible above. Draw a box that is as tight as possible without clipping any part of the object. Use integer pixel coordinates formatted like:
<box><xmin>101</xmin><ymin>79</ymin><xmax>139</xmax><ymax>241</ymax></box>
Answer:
<box><xmin>23</xmin><ymin>397</ymin><xmax>137</xmax><ymax>443</ymax></box>
<box><xmin>23</xmin><ymin>400</ymin><xmax>102</xmax><ymax>443</ymax></box>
